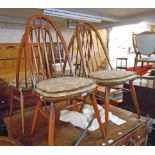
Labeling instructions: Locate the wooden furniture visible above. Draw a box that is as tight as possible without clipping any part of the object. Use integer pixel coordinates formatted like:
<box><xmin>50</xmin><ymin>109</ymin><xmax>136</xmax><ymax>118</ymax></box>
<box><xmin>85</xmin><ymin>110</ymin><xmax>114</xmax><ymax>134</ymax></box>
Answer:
<box><xmin>68</xmin><ymin>21</ymin><xmax>140</xmax><ymax>137</ymax></box>
<box><xmin>0</xmin><ymin>43</ymin><xmax>33</xmax><ymax>82</ymax></box>
<box><xmin>79</xmin><ymin>106</ymin><xmax>146</xmax><ymax>146</ymax></box>
<box><xmin>0</xmin><ymin>136</ymin><xmax>22</xmax><ymax>146</ymax></box>
<box><xmin>8</xmin><ymin>35</ymin><xmax>38</xmax><ymax>135</ymax></box>
<box><xmin>132</xmin><ymin>32</ymin><xmax>155</xmax><ymax>88</ymax></box>
<box><xmin>0</xmin><ymin>43</ymin><xmax>38</xmax><ymax>133</ymax></box>
<box><xmin>0</xmin><ymin>78</ymin><xmax>9</xmax><ymax>116</ymax></box>
<box><xmin>3</xmin><ymin>105</ymin><xmax>147</xmax><ymax>146</ymax></box>
<box><xmin>116</xmin><ymin>57</ymin><xmax>128</xmax><ymax>70</ymax></box>
<box><xmin>123</xmin><ymin>83</ymin><xmax>155</xmax><ymax>119</ymax></box>
<box><xmin>132</xmin><ymin>31</ymin><xmax>155</xmax><ymax>69</ymax></box>
<box><xmin>22</xmin><ymin>14</ymin><xmax>105</xmax><ymax>146</ymax></box>
<box><xmin>0</xmin><ymin>44</ymin><xmax>19</xmax><ymax>116</ymax></box>
<box><xmin>0</xmin><ymin>44</ymin><xmax>18</xmax><ymax>80</ymax></box>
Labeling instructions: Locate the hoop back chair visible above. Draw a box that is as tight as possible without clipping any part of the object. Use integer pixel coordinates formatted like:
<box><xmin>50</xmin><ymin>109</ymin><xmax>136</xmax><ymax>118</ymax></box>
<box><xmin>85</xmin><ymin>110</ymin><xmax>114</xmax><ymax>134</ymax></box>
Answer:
<box><xmin>24</xmin><ymin>15</ymin><xmax>105</xmax><ymax>145</ymax></box>
<box><xmin>68</xmin><ymin>21</ymin><xmax>141</xmax><ymax>136</ymax></box>
<box><xmin>9</xmin><ymin>34</ymin><xmax>37</xmax><ymax>134</ymax></box>
<box><xmin>132</xmin><ymin>31</ymin><xmax>155</xmax><ymax>87</ymax></box>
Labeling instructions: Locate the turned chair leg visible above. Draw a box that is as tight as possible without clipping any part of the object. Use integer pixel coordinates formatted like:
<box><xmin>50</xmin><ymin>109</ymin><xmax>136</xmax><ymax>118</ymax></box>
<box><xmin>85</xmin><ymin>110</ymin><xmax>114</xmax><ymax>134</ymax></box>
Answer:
<box><xmin>48</xmin><ymin>102</ymin><xmax>56</xmax><ymax>146</ymax></box>
<box><xmin>31</xmin><ymin>100</ymin><xmax>43</xmax><ymax>134</ymax></box>
<box><xmin>89</xmin><ymin>93</ymin><xmax>105</xmax><ymax>139</ymax></box>
<box><xmin>129</xmin><ymin>80</ymin><xmax>141</xmax><ymax>119</ymax></box>
<box><xmin>104</xmin><ymin>87</ymin><xmax>110</xmax><ymax>136</ymax></box>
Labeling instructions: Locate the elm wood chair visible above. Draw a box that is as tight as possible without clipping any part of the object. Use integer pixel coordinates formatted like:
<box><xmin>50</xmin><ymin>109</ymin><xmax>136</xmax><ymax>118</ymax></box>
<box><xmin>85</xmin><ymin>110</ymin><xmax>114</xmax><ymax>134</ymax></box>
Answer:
<box><xmin>9</xmin><ymin>34</ymin><xmax>37</xmax><ymax>135</ymax></box>
<box><xmin>68</xmin><ymin>21</ymin><xmax>141</xmax><ymax>136</ymax></box>
<box><xmin>23</xmin><ymin>14</ymin><xmax>105</xmax><ymax>146</ymax></box>
<box><xmin>132</xmin><ymin>32</ymin><xmax>155</xmax><ymax>87</ymax></box>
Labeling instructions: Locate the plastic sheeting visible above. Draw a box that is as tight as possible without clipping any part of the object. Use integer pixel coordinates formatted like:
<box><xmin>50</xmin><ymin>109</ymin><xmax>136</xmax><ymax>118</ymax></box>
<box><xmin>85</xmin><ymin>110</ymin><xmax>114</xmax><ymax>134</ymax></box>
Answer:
<box><xmin>60</xmin><ymin>104</ymin><xmax>126</xmax><ymax>131</ymax></box>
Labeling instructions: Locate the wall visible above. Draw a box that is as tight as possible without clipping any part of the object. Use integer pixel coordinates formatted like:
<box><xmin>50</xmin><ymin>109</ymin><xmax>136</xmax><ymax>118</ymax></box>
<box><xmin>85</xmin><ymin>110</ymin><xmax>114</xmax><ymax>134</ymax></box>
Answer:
<box><xmin>109</xmin><ymin>22</ymin><xmax>152</xmax><ymax>68</ymax></box>
<box><xmin>0</xmin><ymin>24</ymin><xmax>75</xmax><ymax>44</ymax></box>
<box><xmin>0</xmin><ymin>27</ymin><xmax>24</xmax><ymax>43</ymax></box>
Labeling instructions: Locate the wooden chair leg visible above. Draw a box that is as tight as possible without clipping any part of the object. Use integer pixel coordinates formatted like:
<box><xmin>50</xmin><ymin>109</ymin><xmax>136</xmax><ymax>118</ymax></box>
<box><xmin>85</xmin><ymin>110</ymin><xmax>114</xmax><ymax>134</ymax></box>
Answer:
<box><xmin>48</xmin><ymin>102</ymin><xmax>56</xmax><ymax>146</ymax></box>
<box><xmin>104</xmin><ymin>87</ymin><xmax>110</xmax><ymax>136</ymax></box>
<box><xmin>129</xmin><ymin>80</ymin><xmax>141</xmax><ymax>119</ymax></box>
<box><xmin>19</xmin><ymin>89</ymin><xmax>25</xmax><ymax>134</ymax></box>
<box><xmin>9</xmin><ymin>91</ymin><xmax>14</xmax><ymax>119</ymax></box>
<box><xmin>31</xmin><ymin>100</ymin><xmax>43</xmax><ymax>134</ymax></box>
<box><xmin>66</xmin><ymin>99</ymin><xmax>73</xmax><ymax>111</ymax></box>
<box><xmin>79</xmin><ymin>96</ymin><xmax>87</xmax><ymax>113</ymax></box>
<box><xmin>89</xmin><ymin>93</ymin><xmax>105</xmax><ymax>139</ymax></box>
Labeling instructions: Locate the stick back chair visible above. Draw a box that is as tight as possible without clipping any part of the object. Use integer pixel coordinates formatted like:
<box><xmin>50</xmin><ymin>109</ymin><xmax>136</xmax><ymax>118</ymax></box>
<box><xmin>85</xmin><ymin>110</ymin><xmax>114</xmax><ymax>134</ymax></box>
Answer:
<box><xmin>68</xmin><ymin>21</ymin><xmax>141</xmax><ymax>136</ymax></box>
<box><xmin>24</xmin><ymin>14</ymin><xmax>105</xmax><ymax>145</ymax></box>
<box><xmin>9</xmin><ymin>34</ymin><xmax>37</xmax><ymax>134</ymax></box>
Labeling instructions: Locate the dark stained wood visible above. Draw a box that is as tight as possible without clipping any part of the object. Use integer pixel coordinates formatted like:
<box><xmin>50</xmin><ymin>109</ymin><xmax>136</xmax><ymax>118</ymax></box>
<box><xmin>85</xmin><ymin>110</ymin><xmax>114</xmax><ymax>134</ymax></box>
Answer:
<box><xmin>0</xmin><ymin>78</ymin><xmax>9</xmax><ymax>116</ymax></box>
<box><xmin>3</xmin><ymin>105</ymin><xmax>147</xmax><ymax>146</ymax></box>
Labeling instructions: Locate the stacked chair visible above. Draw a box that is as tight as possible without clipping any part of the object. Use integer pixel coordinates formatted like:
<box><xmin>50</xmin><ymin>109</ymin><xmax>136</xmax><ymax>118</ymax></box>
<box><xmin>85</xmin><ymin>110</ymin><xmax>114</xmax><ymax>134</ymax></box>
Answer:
<box><xmin>12</xmin><ymin>14</ymin><xmax>105</xmax><ymax>146</ymax></box>
<box><xmin>9</xmin><ymin>35</ymin><xmax>37</xmax><ymax>135</ymax></box>
<box><xmin>68</xmin><ymin>21</ymin><xmax>141</xmax><ymax>136</ymax></box>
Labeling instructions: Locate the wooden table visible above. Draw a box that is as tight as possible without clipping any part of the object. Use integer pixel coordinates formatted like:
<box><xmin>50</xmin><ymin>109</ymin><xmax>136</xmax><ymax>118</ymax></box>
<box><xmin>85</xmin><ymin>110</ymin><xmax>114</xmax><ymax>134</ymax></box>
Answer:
<box><xmin>3</xmin><ymin>105</ymin><xmax>147</xmax><ymax>146</ymax></box>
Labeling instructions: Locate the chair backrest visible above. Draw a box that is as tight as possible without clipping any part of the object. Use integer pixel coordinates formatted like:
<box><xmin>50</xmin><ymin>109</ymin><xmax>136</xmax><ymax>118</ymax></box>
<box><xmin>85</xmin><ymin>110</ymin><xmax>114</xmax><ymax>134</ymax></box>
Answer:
<box><xmin>23</xmin><ymin>15</ymin><xmax>74</xmax><ymax>89</ymax></box>
<box><xmin>16</xmin><ymin>34</ymin><xmax>30</xmax><ymax>88</ymax></box>
<box><xmin>68</xmin><ymin>21</ymin><xmax>113</xmax><ymax>77</ymax></box>
<box><xmin>133</xmin><ymin>31</ymin><xmax>155</xmax><ymax>55</ymax></box>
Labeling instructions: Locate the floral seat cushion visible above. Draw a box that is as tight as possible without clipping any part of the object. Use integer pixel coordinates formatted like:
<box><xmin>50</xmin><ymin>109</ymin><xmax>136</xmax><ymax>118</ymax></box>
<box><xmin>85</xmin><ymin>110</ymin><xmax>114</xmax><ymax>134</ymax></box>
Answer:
<box><xmin>89</xmin><ymin>70</ymin><xmax>137</xmax><ymax>86</ymax></box>
<box><xmin>36</xmin><ymin>77</ymin><xmax>97</xmax><ymax>98</ymax></box>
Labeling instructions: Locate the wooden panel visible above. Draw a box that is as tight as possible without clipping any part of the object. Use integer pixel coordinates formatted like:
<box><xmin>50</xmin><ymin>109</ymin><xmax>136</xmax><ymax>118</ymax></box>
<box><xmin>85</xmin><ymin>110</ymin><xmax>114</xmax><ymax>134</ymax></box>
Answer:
<box><xmin>0</xmin><ymin>43</ymin><xmax>20</xmax><ymax>81</ymax></box>
<box><xmin>132</xmin><ymin>124</ymin><xmax>146</xmax><ymax>143</ymax></box>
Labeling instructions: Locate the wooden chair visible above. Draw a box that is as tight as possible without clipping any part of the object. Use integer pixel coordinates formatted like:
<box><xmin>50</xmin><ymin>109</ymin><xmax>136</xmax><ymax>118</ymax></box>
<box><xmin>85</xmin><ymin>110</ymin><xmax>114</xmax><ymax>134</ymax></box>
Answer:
<box><xmin>132</xmin><ymin>31</ymin><xmax>155</xmax><ymax>69</ymax></box>
<box><xmin>68</xmin><ymin>21</ymin><xmax>141</xmax><ymax>136</ymax></box>
<box><xmin>23</xmin><ymin>14</ymin><xmax>105</xmax><ymax>146</ymax></box>
<box><xmin>132</xmin><ymin>31</ymin><xmax>155</xmax><ymax>87</ymax></box>
<box><xmin>9</xmin><ymin>35</ymin><xmax>38</xmax><ymax>135</ymax></box>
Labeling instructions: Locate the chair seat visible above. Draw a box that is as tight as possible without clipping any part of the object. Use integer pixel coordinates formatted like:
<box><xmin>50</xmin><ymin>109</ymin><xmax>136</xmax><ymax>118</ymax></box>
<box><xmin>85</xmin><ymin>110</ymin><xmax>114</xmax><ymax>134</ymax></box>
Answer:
<box><xmin>89</xmin><ymin>70</ymin><xmax>137</xmax><ymax>86</ymax></box>
<box><xmin>36</xmin><ymin>77</ymin><xmax>97</xmax><ymax>98</ymax></box>
<box><xmin>9</xmin><ymin>78</ymin><xmax>32</xmax><ymax>89</ymax></box>
<box><xmin>138</xmin><ymin>56</ymin><xmax>155</xmax><ymax>63</ymax></box>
